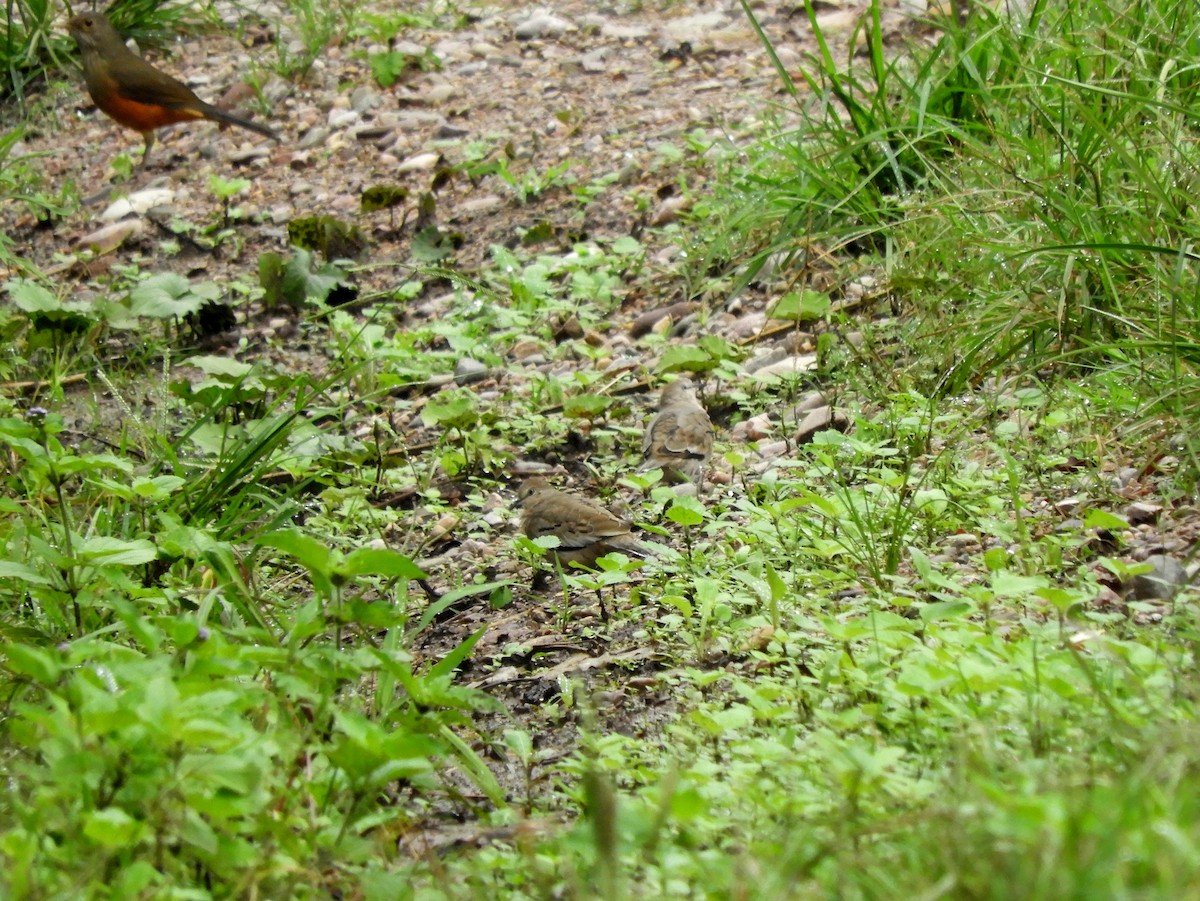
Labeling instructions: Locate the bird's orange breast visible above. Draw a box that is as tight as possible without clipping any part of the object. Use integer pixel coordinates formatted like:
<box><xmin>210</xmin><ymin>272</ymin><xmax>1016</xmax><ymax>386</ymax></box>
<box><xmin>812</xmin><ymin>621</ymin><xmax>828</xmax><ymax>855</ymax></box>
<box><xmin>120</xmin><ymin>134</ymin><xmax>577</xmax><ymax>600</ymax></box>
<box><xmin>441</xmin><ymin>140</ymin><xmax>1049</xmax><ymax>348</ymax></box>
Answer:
<box><xmin>94</xmin><ymin>91</ymin><xmax>205</xmax><ymax>132</ymax></box>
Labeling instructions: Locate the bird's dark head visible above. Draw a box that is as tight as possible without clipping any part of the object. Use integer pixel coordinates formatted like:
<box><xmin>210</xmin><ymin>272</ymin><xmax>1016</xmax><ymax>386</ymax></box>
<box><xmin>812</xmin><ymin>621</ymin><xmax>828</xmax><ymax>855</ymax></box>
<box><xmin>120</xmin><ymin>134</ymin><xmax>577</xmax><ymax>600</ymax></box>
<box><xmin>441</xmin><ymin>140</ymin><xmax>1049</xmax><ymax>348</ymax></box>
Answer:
<box><xmin>515</xmin><ymin>477</ymin><xmax>550</xmax><ymax>505</ymax></box>
<box><xmin>66</xmin><ymin>12</ymin><xmax>119</xmax><ymax>51</ymax></box>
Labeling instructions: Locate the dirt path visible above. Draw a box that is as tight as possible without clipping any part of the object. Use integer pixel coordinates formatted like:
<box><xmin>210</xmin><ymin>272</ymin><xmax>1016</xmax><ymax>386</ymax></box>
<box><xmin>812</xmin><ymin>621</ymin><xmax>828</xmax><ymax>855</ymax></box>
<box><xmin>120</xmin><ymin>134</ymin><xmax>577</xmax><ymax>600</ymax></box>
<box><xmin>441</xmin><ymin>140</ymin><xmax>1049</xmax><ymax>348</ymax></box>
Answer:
<box><xmin>12</xmin><ymin>0</ymin><xmax>925</xmax><ymax>288</ymax></box>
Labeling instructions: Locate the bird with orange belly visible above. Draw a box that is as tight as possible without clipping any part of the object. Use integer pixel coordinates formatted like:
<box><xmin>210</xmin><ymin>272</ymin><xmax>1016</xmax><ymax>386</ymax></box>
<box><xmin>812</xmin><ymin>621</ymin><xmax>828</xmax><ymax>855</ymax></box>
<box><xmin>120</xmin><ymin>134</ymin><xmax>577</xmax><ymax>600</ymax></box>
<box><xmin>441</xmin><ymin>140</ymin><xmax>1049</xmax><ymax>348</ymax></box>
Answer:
<box><xmin>67</xmin><ymin>11</ymin><xmax>279</xmax><ymax>166</ymax></box>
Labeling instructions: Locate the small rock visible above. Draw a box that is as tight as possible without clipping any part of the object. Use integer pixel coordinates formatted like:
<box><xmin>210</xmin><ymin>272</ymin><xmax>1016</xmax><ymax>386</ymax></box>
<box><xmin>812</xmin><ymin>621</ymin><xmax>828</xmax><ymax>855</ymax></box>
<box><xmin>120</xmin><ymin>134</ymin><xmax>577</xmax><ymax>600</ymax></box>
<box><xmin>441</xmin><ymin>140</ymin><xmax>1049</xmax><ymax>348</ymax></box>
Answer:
<box><xmin>744</xmin><ymin>346</ymin><xmax>791</xmax><ymax>373</ymax></box>
<box><xmin>425</xmin><ymin>83</ymin><xmax>459</xmax><ymax>105</ymax></box>
<box><xmin>77</xmin><ymin>219</ymin><xmax>145</xmax><ymax>254</ymax></box>
<box><xmin>729</xmin><ymin>312</ymin><xmax>768</xmax><ymax>340</ymax></box>
<box><xmin>470</xmin><ymin>41</ymin><xmax>504</xmax><ymax>58</ymax></box>
<box><xmin>297</xmin><ymin>126</ymin><xmax>331</xmax><ymax>150</ymax></box>
<box><xmin>652</xmin><ymin>311</ymin><xmax>697</xmax><ymax>337</ymax></box>
<box><xmin>434</xmin><ymin>123</ymin><xmax>470</xmax><ymax>139</ymax></box>
<box><xmin>1124</xmin><ymin>502</ymin><xmax>1163</xmax><ymax>525</ymax></box>
<box><xmin>429</xmin><ymin>513</ymin><xmax>459</xmax><ymax>542</ymax></box>
<box><xmin>773</xmin><ymin>47</ymin><xmax>801</xmax><ymax>71</ymax></box>
<box><xmin>1054</xmin><ymin>496</ymin><xmax>1086</xmax><ymax>516</ymax></box>
<box><xmin>393</xmin><ymin>111</ymin><xmax>444</xmax><ymax>132</ymax></box>
<box><xmin>1110</xmin><ymin>467</ymin><xmax>1140</xmax><ymax>491</ymax></box>
<box><xmin>790</xmin><ymin>391</ymin><xmax>828</xmax><ymax>415</ymax></box>
<box><xmin>510</xmin><ymin>340</ymin><xmax>543</xmax><ymax>361</ymax></box>
<box><xmin>454</xmin><ymin>357</ymin><xmax>488</xmax><ymax>383</ymax></box>
<box><xmin>580</xmin><ymin>48</ymin><xmax>610</xmax><ymax>72</ymax></box>
<box><xmin>660</xmin><ymin>12</ymin><xmax>729</xmax><ymax>44</ymax></box>
<box><xmin>818</xmin><ymin>8</ymin><xmax>862</xmax><ymax>36</ymax></box>
<box><xmin>601</xmin><ymin>22</ymin><xmax>653</xmax><ymax>40</ymax></box>
<box><xmin>1125</xmin><ymin>554</ymin><xmax>1189</xmax><ymax>600</ymax></box>
<box><xmin>398</xmin><ymin>152</ymin><xmax>441</xmax><ymax>172</ymax></box>
<box><xmin>554</xmin><ymin>316</ymin><xmax>584</xmax><ymax>340</ymax></box>
<box><xmin>629</xmin><ymin>302</ymin><xmax>698</xmax><ymax>338</ymax></box>
<box><xmin>392</xmin><ymin>39</ymin><xmax>426</xmax><ymax>58</ymax></box>
<box><xmin>100</xmin><ymin>188</ymin><xmax>175</xmax><ymax>221</ymax></box>
<box><xmin>649</xmin><ymin>196</ymin><xmax>691</xmax><ymax>226</ymax></box>
<box><xmin>261</xmin><ymin>75</ymin><xmax>292</xmax><ymax>105</ymax></box>
<box><xmin>755</xmin><ymin>439</ymin><xmax>789</xmax><ymax>461</ymax></box>
<box><xmin>228</xmin><ymin>146</ymin><xmax>272</xmax><ymax>166</ymax></box>
<box><xmin>350</xmin><ymin>86</ymin><xmax>382</xmax><ymax>114</ymax></box>
<box><xmin>733</xmin><ymin>413</ymin><xmax>774</xmax><ymax>441</ymax></box>
<box><xmin>794</xmin><ymin>406</ymin><xmax>848</xmax><ymax>444</ymax></box>
<box><xmin>514</xmin><ymin>12</ymin><xmax>575</xmax><ymax>40</ymax></box>
<box><xmin>328</xmin><ymin>109</ymin><xmax>360</xmax><ymax>128</ymax></box>
<box><xmin>351</xmin><ymin>125</ymin><xmax>394</xmax><ymax>141</ymax></box>
<box><xmin>456</xmin><ymin>194</ymin><xmax>504</xmax><ymax>216</ymax></box>
<box><xmin>455</xmin><ymin>65</ymin><xmax>488</xmax><ymax>83</ymax></box>
<box><xmin>749</xmin><ymin>354</ymin><xmax>819</xmax><ymax>380</ymax></box>
<box><xmin>431</xmin><ymin>38</ymin><xmax>469</xmax><ymax>62</ymax></box>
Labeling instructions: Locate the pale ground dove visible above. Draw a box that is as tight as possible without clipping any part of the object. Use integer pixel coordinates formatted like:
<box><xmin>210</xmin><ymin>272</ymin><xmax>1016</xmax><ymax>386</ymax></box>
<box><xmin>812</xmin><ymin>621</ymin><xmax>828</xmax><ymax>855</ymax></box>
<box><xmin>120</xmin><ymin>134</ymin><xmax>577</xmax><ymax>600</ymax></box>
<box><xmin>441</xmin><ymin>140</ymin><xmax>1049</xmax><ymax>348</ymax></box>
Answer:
<box><xmin>516</xmin><ymin>477</ymin><xmax>657</xmax><ymax>570</ymax></box>
<box><xmin>641</xmin><ymin>379</ymin><xmax>714</xmax><ymax>483</ymax></box>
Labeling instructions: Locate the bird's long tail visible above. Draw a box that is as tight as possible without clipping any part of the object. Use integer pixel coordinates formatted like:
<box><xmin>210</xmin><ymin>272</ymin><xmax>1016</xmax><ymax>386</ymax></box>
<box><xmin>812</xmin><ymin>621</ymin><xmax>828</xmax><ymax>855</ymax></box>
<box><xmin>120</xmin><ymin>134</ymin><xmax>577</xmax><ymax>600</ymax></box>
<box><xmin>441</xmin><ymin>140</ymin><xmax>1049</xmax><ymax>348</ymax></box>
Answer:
<box><xmin>199</xmin><ymin>102</ymin><xmax>279</xmax><ymax>141</ymax></box>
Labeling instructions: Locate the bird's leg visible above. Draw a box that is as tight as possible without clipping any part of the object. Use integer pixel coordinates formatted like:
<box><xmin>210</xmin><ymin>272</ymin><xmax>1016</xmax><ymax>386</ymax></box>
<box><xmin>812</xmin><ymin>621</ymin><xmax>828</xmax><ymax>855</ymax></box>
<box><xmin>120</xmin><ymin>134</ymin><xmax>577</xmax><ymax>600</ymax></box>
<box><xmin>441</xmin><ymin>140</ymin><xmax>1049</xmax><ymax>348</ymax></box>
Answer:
<box><xmin>138</xmin><ymin>131</ymin><xmax>156</xmax><ymax>169</ymax></box>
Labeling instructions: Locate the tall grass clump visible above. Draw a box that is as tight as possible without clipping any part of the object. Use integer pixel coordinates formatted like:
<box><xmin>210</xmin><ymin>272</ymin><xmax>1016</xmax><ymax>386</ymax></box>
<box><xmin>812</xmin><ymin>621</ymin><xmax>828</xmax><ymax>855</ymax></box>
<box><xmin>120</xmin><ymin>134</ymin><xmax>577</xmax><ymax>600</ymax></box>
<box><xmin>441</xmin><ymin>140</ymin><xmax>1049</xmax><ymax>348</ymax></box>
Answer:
<box><xmin>1</xmin><ymin>0</ymin><xmax>204</xmax><ymax>103</ymax></box>
<box><xmin>723</xmin><ymin>0</ymin><xmax>1200</xmax><ymax>451</ymax></box>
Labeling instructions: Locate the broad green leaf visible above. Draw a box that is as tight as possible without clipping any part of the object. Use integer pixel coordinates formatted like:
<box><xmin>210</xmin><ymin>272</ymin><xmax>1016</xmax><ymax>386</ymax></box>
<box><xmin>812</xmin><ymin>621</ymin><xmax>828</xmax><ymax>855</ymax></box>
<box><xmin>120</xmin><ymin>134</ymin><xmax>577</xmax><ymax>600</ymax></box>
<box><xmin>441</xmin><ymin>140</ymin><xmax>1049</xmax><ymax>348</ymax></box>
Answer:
<box><xmin>75</xmin><ymin>536</ymin><xmax>157</xmax><ymax>566</ymax></box>
<box><xmin>610</xmin><ymin>235</ymin><xmax>642</xmax><ymax>255</ymax></box>
<box><xmin>130</xmin><ymin>475</ymin><xmax>186</xmax><ymax>499</ymax></box>
<box><xmin>83</xmin><ymin>808</ymin><xmax>143</xmax><ymax>848</ymax></box>
<box><xmin>667</xmin><ymin>497</ymin><xmax>705</xmax><ymax>527</ymax></box>
<box><xmin>0</xmin><ymin>561</ymin><xmax>52</xmax><ymax>585</ymax></box>
<box><xmin>185</xmin><ymin>355</ymin><xmax>255</xmax><ymax>378</ymax></box>
<box><xmin>769</xmin><ymin>289</ymin><xmax>831</xmax><ymax>322</ymax></box>
<box><xmin>563</xmin><ymin>393</ymin><xmax>612</xmax><ymax>419</ymax></box>
<box><xmin>128</xmin><ymin>272</ymin><xmax>213</xmax><ymax>319</ymax></box>
<box><xmin>991</xmin><ymin>570</ymin><xmax>1046</xmax><ymax>597</ymax></box>
<box><xmin>1084</xmin><ymin>509</ymin><xmax>1129</xmax><ymax>530</ymax></box>
<box><xmin>919</xmin><ymin>600</ymin><xmax>972</xmax><ymax>622</ymax></box>
<box><xmin>342</xmin><ymin>547</ymin><xmax>426</xmax><ymax>580</ymax></box>
<box><xmin>657</xmin><ymin>346</ymin><xmax>713</xmax><ymax>373</ymax></box>
<box><xmin>764</xmin><ymin>561</ymin><xmax>787</xmax><ymax>603</ymax></box>
<box><xmin>422</xmin><ymin>389</ymin><xmax>477</xmax><ymax>429</ymax></box>
<box><xmin>3</xmin><ymin>643</ymin><xmax>61</xmax><ymax>682</ymax></box>
<box><xmin>260</xmin><ymin>529</ymin><xmax>334</xmax><ymax>577</ymax></box>
<box><xmin>6</xmin><ymin>278</ymin><xmax>59</xmax><ymax>312</ymax></box>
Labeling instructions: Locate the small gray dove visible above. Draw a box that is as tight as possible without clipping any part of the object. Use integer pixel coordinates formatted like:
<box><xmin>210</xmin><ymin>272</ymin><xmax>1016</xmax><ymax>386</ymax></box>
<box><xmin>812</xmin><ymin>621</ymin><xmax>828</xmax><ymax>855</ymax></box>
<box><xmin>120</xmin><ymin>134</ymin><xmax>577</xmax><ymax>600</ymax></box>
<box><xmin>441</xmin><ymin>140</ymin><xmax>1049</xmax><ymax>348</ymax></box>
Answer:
<box><xmin>516</xmin><ymin>477</ymin><xmax>657</xmax><ymax>571</ymax></box>
<box><xmin>641</xmin><ymin>379</ymin><xmax>714</xmax><ymax>483</ymax></box>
